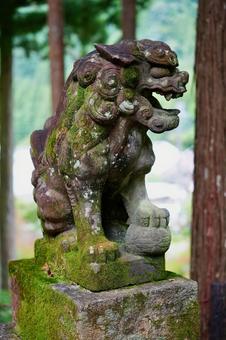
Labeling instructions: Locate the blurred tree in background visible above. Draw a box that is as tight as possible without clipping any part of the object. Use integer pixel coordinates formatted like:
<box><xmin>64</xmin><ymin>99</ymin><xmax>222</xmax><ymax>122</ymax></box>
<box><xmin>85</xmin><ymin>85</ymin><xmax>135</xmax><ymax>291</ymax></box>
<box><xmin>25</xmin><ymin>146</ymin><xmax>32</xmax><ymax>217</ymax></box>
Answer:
<box><xmin>191</xmin><ymin>0</ymin><xmax>226</xmax><ymax>338</ymax></box>
<box><xmin>48</xmin><ymin>0</ymin><xmax>64</xmax><ymax>113</ymax></box>
<box><xmin>0</xmin><ymin>0</ymin><xmax>15</xmax><ymax>290</ymax></box>
<box><xmin>122</xmin><ymin>0</ymin><xmax>136</xmax><ymax>39</ymax></box>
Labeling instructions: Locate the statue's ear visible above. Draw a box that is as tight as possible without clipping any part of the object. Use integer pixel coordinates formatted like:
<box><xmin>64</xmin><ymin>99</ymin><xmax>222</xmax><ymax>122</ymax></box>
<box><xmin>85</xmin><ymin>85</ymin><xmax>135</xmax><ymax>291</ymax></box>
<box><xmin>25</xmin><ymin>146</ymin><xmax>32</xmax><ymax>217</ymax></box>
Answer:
<box><xmin>95</xmin><ymin>41</ymin><xmax>138</xmax><ymax>66</ymax></box>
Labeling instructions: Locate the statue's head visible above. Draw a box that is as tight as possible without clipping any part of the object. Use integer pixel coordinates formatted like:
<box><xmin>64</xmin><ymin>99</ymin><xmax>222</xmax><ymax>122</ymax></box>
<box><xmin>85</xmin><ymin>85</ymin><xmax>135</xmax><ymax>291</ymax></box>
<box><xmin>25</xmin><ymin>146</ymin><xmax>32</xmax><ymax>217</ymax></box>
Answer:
<box><xmin>65</xmin><ymin>39</ymin><xmax>189</xmax><ymax>134</ymax></box>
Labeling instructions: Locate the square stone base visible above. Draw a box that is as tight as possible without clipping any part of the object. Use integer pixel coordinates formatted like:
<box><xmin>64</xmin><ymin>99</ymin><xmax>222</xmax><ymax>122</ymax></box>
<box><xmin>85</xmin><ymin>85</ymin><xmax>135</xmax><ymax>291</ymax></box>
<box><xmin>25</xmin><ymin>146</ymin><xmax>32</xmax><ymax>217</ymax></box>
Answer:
<box><xmin>9</xmin><ymin>259</ymin><xmax>199</xmax><ymax>339</ymax></box>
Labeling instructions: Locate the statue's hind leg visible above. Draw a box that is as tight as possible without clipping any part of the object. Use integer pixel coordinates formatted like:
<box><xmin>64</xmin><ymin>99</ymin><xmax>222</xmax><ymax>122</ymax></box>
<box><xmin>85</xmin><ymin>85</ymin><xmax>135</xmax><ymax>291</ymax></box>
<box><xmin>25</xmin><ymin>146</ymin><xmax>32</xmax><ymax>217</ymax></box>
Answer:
<box><xmin>33</xmin><ymin>167</ymin><xmax>74</xmax><ymax>236</ymax></box>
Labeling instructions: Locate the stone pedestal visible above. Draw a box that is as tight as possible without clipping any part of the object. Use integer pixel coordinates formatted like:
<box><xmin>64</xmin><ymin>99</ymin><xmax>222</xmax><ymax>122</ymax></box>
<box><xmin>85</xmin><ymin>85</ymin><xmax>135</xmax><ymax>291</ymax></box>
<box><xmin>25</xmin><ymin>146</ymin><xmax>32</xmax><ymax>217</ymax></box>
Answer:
<box><xmin>10</xmin><ymin>259</ymin><xmax>199</xmax><ymax>340</ymax></box>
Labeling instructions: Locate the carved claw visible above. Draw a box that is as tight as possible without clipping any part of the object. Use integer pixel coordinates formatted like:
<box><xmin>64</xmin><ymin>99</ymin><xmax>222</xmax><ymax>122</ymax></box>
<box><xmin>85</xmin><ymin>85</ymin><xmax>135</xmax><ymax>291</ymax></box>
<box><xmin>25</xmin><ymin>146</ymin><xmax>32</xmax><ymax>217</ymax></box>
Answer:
<box><xmin>133</xmin><ymin>200</ymin><xmax>170</xmax><ymax>229</ymax></box>
<box><xmin>150</xmin><ymin>208</ymin><xmax>170</xmax><ymax>228</ymax></box>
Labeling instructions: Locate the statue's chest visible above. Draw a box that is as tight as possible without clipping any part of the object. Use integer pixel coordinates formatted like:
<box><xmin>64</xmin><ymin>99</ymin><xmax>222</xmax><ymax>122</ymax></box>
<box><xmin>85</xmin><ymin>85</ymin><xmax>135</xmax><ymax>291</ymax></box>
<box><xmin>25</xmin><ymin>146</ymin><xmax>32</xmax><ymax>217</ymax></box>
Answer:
<box><xmin>108</xmin><ymin>128</ymin><xmax>155</xmax><ymax>180</ymax></box>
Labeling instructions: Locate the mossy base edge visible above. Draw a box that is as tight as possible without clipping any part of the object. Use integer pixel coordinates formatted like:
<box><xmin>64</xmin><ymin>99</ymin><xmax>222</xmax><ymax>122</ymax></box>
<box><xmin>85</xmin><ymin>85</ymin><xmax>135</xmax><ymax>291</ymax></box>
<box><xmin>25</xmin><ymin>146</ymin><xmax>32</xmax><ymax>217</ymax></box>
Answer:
<box><xmin>34</xmin><ymin>231</ymin><xmax>168</xmax><ymax>291</ymax></box>
<box><xmin>9</xmin><ymin>259</ymin><xmax>200</xmax><ymax>340</ymax></box>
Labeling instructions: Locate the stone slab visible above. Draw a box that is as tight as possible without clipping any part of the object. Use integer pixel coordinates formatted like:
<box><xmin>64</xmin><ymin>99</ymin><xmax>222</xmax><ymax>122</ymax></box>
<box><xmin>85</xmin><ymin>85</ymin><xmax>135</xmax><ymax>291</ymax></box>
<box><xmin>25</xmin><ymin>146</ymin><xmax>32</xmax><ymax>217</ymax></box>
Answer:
<box><xmin>53</xmin><ymin>278</ymin><xmax>200</xmax><ymax>339</ymax></box>
<box><xmin>9</xmin><ymin>259</ymin><xmax>199</xmax><ymax>339</ymax></box>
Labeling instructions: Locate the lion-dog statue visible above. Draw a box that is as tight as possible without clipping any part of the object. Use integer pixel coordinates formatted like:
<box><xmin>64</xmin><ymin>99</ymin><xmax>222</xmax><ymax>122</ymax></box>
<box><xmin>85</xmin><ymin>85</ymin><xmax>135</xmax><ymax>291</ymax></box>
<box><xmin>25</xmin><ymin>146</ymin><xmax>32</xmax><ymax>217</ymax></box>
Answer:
<box><xmin>31</xmin><ymin>39</ymin><xmax>189</xmax><ymax>289</ymax></box>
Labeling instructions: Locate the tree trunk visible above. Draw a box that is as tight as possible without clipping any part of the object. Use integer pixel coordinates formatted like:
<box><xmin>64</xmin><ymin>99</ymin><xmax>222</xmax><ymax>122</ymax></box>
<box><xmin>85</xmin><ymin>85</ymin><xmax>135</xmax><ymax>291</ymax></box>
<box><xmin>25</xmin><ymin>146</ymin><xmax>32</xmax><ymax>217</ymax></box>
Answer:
<box><xmin>47</xmin><ymin>0</ymin><xmax>64</xmax><ymax>113</ymax></box>
<box><xmin>0</xmin><ymin>2</ymin><xmax>14</xmax><ymax>289</ymax></box>
<box><xmin>121</xmin><ymin>0</ymin><xmax>136</xmax><ymax>40</ymax></box>
<box><xmin>191</xmin><ymin>0</ymin><xmax>226</xmax><ymax>338</ymax></box>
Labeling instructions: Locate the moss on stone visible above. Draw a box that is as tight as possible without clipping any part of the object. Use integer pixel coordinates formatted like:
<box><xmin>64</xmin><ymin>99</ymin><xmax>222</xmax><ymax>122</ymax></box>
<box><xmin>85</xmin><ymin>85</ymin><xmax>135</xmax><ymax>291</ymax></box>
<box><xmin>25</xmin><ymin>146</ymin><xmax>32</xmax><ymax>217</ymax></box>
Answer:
<box><xmin>43</xmin><ymin>82</ymin><xmax>85</xmax><ymax>165</ymax></box>
<box><xmin>67</xmin><ymin>106</ymin><xmax>108</xmax><ymax>154</ymax></box>
<box><xmin>166</xmin><ymin>300</ymin><xmax>200</xmax><ymax>339</ymax></box>
<box><xmin>121</xmin><ymin>66</ymin><xmax>139</xmax><ymax>88</ymax></box>
<box><xmin>44</xmin><ymin>128</ymin><xmax>57</xmax><ymax>163</ymax></box>
<box><xmin>9</xmin><ymin>259</ymin><xmax>78</xmax><ymax>339</ymax></box>
<box><xmin>9</xmin><ymin>259</ymin><xmax>199</xmax><ymax>339</ymax></box>
<box><xmin>35</xmin><ymin>230</ymin><xmax>78</xmax><ymax>267</ymax></box>
<box><xmin>33</xmin><ymin>230</ymin><xmax>168</xmax><ymax>292</ymax></box>
<box><xmin>59</xmin><ymin>83</ymin><xmax>85</xmax><ymax>130</ymax></box>
<box><xmin>123</xmin><ymin>88</ymin><xmax>135</xmax><ymax>101</ymax></box>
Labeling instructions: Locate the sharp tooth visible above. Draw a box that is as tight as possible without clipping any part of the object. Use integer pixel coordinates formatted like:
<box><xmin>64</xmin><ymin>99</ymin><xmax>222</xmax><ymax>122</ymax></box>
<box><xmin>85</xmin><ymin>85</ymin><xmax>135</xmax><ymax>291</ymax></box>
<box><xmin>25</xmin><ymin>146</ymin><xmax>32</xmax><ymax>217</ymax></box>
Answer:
<box><xmin>165</xmin><ymin>93</ymin><xmax>172</xmax><ymax>101</ymax></box>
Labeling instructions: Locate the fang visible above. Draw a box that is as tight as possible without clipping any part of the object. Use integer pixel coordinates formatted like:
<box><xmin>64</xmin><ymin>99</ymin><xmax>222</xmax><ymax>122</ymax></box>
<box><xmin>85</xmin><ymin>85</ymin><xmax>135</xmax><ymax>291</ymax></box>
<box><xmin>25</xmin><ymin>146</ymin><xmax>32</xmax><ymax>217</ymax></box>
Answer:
<box><xmin>165</xmin><ymin>93</ymin><xmax>172</xmax><ymax>101</ymax></box>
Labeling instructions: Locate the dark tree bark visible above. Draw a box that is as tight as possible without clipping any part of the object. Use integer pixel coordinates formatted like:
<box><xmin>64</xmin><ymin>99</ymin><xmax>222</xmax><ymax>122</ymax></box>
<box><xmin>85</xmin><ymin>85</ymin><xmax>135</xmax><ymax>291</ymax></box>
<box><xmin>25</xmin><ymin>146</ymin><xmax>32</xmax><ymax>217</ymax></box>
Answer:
<box><xmin>47</xmin><ymin>0</ymin><xmax>64</xmax><ymax>113</ymax></box>
<box><xmin>121</xmin><ymin>0</ymin><xmax>136</xmax><ymax>40</ymax></box>
<box><xmin>0</xmin><ymin>1</ymin><xmax>14</xmax><ymax>289</ymax></box>
<box><xmin>191</xmin><ymin>0</ymin><xmax>226</xmax><ymax>338</ymax></box>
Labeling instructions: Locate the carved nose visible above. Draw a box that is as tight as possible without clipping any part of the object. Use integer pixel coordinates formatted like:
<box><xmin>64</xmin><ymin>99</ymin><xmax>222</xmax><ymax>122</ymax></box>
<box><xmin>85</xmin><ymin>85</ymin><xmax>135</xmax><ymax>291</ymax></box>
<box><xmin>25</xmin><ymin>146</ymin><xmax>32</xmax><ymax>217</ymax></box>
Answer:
<box><xmin>180</xmin><ymin>71</ymin><xmax>189</xmax><ymax>84</ymax></box>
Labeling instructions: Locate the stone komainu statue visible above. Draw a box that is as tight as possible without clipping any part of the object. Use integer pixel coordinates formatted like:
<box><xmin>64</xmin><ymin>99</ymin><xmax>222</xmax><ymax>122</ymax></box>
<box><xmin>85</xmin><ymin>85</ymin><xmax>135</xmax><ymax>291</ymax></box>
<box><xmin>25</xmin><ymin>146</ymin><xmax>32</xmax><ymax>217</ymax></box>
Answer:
<box><xmin>31</xmin><ymin>39</ymin><xmax>188</xmax><ymax>274</ymax></box>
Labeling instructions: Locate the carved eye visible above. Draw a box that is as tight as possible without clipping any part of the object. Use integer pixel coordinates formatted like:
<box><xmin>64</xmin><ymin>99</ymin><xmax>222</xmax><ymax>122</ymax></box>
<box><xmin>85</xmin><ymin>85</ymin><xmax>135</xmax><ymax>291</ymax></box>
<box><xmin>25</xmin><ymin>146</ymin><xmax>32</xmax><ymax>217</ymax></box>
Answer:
<box><xmin>156</xmin><ymin>48</ymin><xmax>165</xmax><ymax>57</ymax></box>
<box><xmin>169</xmin><ymin>56</ymin><xmax>177</xmax><ymax>66</ymax></box>
<box><xmin>96</xmin><ymin>67</ymin><xmax>120</xmax><ymax>100</ymax></box>
<box><xmin>88</xmin><ymin>93</ymin><xmax>119</xmax><ymax>125</ymax></box>
<box><xmin>103</xmin><ymin>73</ymin><xmax>118</xmax><ymax>90</ymax></box>
<box><xmin>150</xmin><ymin>67</ymin><xmax>173</xmax><ymax>78</ymax></box>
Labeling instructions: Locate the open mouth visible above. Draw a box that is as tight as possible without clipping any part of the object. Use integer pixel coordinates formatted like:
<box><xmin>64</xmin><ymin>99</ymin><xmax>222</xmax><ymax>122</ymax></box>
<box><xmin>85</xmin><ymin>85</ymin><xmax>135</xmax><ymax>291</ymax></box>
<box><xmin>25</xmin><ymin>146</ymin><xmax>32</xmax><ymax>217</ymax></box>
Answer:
<box><xmin>139</xmin><ymin>87</ymin><xmax>182</xmax><ymax>115</ymax></box>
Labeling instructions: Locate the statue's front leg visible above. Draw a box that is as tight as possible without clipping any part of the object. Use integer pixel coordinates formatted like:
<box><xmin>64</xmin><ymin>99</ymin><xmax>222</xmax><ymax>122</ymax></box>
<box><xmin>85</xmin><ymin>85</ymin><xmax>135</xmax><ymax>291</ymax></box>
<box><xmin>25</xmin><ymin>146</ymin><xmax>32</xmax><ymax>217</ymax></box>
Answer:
<box><xmin>63</xmin><ymin>145</ymin><xmax>119</xmax><ymax>263</ymax></box>
<box><xmin>121</xmin><ymin>175</ymin><xmax>171</xmax><ymax>256</ymax></box>
<box><xmin>121</xmin><ymin>175</ymin><xmax>169</xmax><ymax>228</ymax></box>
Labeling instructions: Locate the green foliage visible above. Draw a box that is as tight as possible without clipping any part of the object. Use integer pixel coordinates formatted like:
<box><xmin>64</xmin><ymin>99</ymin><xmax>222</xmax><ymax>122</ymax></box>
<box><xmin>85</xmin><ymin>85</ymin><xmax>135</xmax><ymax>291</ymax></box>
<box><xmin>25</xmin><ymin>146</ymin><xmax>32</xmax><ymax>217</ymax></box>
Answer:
<box><xmin>15</xmin><ymin>199</ymin><xmax>40</xmax><ymax>230</ymax></box>
<box><xmin>0</xmin><ymin>290</ymin><xmax>12</xmax><ymax>323</ymax></box>
<box><xmin>13</xmin><ymin>50</ymin><xmax>51</xmax><ymax>144</ymax></box>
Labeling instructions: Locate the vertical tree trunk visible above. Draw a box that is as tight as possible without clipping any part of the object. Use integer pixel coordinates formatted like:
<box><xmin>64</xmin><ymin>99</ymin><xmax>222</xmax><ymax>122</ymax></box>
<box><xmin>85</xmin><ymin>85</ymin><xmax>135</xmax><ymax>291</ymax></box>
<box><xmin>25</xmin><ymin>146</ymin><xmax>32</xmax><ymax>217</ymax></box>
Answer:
<box><xmin>47</xmin><ymin>0</ymin><xmax>64</xmax><ymax>113</ymax></box>
<box><xmin>191</xmin><ymin>0</ymin><xmax>226</xmax><ymax>338</ymax></box>
<box><xmin>121</xmin><ymin>0</ymin><xmax>136</xmax><ymax>40</ymax></box>
<box><xmin>0</xmin><ymin>2</ymin><xmax>14</xmax><ymax>289</ymax></box>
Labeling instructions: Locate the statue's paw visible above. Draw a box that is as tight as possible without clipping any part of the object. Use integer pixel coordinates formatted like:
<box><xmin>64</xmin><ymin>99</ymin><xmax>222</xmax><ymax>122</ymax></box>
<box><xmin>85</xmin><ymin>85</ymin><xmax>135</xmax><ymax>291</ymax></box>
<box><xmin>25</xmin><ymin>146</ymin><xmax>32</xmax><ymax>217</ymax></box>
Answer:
<box><xmin>87</xmin><ymin>240</ymin><xmax>119</xmax><ymax>263</ymax></box>
<box><xmin>150</xmin><ymin>207</ymin><xmax>169</xmax><ymax>228</ymax></box>
<box><xmin>136</xmin><ymin>200</ymin><xmax>169</xmax><ymax>228</ymax></box>
<box><xmin>125</xmin><ymin>224</ymin><xmax>171</xmax><ymax>256</ymax></box>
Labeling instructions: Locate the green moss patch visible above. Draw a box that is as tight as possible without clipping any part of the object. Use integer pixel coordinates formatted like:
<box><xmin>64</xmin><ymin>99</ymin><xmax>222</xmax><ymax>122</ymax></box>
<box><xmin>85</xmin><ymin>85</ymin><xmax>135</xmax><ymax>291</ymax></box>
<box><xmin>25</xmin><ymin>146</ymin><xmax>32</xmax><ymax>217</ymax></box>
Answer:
<box><xmin>9</xmin><ymin>259</ymin><xmax>78</xmax><ymax>340</ymax></box>
<box><xmin>121</xmin><ymin>66</ymin><xmax>139</xmax><ymax>88</ymax></box>
<box><xmin>33</xmin><ymin>231</ymin><xmax>169</xmax><ymax>292</ymax></box>
<box><xmin>166</xmin><ymin>300</ymin><xmax>200</xmax><ymax>339</ymax></box>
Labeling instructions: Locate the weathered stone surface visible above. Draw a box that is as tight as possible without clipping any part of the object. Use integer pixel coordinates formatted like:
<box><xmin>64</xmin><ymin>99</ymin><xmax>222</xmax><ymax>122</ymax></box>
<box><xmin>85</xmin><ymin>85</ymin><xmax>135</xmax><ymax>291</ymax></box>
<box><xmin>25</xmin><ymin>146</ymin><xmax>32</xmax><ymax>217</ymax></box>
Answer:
<box><xmin>53</xmin><ymin>278</ymin><xmax>199</xmax><ymax>340</ymax></box>
<box><xmin>0</xmin><ymin>323</ymin><xmax>18</xmax><ymax>339</ymax></box>
<box><xmin>9</xmin><ymin>259</ymin><xmax>199</xmax><ymax>339</ymax></box>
